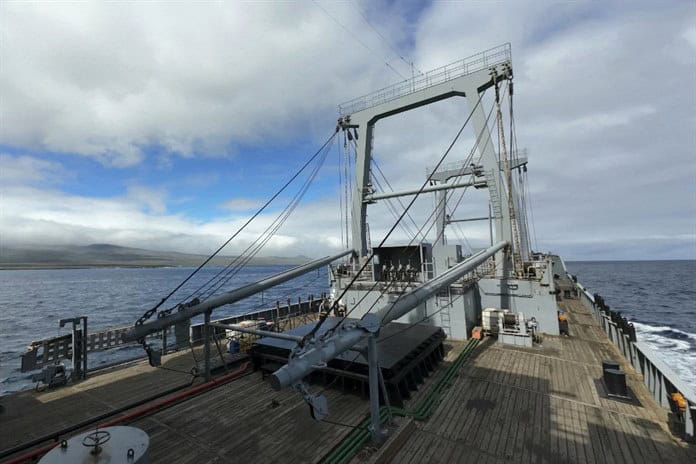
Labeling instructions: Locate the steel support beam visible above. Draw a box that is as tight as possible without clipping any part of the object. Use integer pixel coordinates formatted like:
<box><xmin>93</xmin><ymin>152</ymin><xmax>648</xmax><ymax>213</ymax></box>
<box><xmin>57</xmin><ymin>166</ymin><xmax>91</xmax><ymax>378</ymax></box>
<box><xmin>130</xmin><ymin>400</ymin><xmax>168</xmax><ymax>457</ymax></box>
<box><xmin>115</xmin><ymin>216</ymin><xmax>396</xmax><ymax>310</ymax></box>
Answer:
<box><xmin>59</xmin><ymin>317</ymin><xmax>88</xmax><ymax>380</ymax></box>
<box><xmin>447</xmin><ymin>216</ymin><xmax>489</xmax><ymax>223</ymax></box>
<box><xmin>367</xmin><ymin>334</ymin><xmax>383</xmax><ymax>444</ymax></box>
<box><xmin>363</xmin><ymin>180</ymin><xmax>485</xmax><ymax>203</ymax></box>
<box><xmin>204</xmin><ymin>310</ymin><xmax>211</xmax><ymax>382</ymax></box>
<box><xmin>428</xmin><ymin>156</ymin><xmax>527</xmax><ymax>183</ymax></box>
<box><xmin>346</xmin><ymin>49</ymin><xmax>511</xmax><ymax>258</ymax></box>
<box><xmin>270</xmin><ymin>241</ymin><xmax>508</xmax><ymax>390</ymax></box>
<box><xmin>123</xmin><ymin>250</ymin><xmax>351</xmax><ymax>342</ymax></box>
<box><xmin>209</xmin><ymin>322</ymin><xmax>304</xmax><ymax>343</ymax></box>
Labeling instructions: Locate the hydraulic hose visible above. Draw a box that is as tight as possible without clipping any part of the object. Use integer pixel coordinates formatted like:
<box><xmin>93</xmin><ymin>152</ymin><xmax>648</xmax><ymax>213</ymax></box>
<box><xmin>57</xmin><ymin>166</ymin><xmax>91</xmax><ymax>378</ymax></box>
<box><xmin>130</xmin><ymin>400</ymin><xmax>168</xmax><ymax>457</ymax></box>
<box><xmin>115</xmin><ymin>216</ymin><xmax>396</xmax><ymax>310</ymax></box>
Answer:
<box><xmin>2</xmin><ymin>363</ymin><xmax>249</xmax><ymax>464</ymax></box>
<box><xmin>322</xmin><ymin>339</ymin><xmax>479</xmax><ymax>464</ymax></box>
<box><xmin>0</xmin><ymin>377</ymin><xmax>196</xmax><ymax>461</ymax></box>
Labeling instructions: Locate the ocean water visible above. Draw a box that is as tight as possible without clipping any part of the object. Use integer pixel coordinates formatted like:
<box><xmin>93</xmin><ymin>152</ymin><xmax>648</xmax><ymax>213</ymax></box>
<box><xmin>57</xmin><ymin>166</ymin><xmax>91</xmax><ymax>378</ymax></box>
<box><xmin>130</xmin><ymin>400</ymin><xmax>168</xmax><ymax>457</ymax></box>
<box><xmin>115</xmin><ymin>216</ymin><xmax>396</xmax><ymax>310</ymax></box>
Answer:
<box><xmin>1</xmin><ymin>261</ymin><xmax>694</xmax><ymax>395</ymax></box>
<box><xmin>565</xmin><ymin>260</ymin><xmax>696</xmax><ymax>388</ymax></box>
<box><xmin>0</xmin><ymin>265</ymin><xmax>329</xmax><ymax>395</ymax></box>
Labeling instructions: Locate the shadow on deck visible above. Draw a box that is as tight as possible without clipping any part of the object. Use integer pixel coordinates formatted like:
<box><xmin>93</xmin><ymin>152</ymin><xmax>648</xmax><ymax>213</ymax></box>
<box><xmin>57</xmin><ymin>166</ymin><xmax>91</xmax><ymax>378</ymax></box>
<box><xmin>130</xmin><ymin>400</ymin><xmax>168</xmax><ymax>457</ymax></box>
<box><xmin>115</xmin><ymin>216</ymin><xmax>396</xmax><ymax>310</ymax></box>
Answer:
<box><xmin>382</xmin><ymin>321</ymin><xmax>695</xmax><ymax>463</ymax></box>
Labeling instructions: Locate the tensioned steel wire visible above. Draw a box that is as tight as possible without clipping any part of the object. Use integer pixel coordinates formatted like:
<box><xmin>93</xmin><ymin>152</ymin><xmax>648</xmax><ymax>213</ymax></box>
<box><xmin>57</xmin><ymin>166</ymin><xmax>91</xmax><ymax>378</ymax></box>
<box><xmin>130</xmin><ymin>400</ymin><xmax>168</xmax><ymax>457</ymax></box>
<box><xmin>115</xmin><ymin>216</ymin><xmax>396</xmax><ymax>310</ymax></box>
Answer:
<box><xmin>371</xmin><ymin>160</ymin><xmax>425</xmax><ymax>242</ymax></box>
<box><xmin>320</xmin><ymin>94</ymin><xmax>495</xmax><ymax>336</ymax></box>
<box><xmin>319</xmin><ymin>90</ymin><xmax>501</xmax><ymax>335</ymax></box>
<box><xmin>134</xmin><ymin>130</ymin><xmax>339</xmax><ymax>327</ymax></box>
<box><xmin>309</xmin><ymin>88</ymin><xmax>501</xmax><ymax>340</ymax></box>
<box><xmin>350</xmin><ymin>86</ymin><xmax>506</xmax><ymax>326</ymax></box>
<box><xmin>186</xmin><ymin>134</ymin><xmax>337</xmax><ymax>304</ymax></box>
<box><xmin>199</xmin><ymin>147</ymin><xmax>333</xmax><ymax>300</ymax></box>
<box><xmin>370</xmin><ymin>174</ymin><xmax>419</xmax><ymax>241</ymax></box>
<box><xmin>295</xmin><ymin>88</ymin><xmax>508</xmax><ymax>404</ymax></box>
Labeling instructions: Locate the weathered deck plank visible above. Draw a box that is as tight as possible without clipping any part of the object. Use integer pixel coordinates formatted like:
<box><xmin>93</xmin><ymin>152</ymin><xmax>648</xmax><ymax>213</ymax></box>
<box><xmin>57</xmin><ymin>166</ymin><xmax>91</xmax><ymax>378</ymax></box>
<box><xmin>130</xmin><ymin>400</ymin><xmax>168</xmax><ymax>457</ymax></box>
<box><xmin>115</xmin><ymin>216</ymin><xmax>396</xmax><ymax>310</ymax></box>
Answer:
<box><xmin>367</xmin><ymin>298</ymin><xmax>695</xmax><ymax>464</ymax></box>
<box><xmin>2</xmin><ymin>297</ymin><xmax>694</xmax><ymax>463</ymax></box>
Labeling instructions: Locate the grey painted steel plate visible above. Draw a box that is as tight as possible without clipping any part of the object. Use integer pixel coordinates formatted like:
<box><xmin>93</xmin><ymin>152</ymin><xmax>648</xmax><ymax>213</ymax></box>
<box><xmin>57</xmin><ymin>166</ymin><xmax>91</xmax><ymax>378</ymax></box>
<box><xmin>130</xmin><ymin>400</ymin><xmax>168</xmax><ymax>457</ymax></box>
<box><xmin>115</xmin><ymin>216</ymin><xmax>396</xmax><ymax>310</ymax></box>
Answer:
<box><xmin>39</xmin><ymin>426</ymin><xmax>149</xmax><ymax>464</ymax></box>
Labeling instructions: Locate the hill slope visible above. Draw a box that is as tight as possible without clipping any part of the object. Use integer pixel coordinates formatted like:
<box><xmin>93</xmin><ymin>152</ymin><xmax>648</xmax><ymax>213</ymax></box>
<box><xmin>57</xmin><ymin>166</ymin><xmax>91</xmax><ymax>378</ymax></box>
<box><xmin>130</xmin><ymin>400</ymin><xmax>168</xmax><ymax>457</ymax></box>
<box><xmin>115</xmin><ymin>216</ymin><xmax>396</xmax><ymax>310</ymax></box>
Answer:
<box><xmin>0</xmin><ymin>244</ymin><xmax>310</xmax><ymax>269</ymax></box>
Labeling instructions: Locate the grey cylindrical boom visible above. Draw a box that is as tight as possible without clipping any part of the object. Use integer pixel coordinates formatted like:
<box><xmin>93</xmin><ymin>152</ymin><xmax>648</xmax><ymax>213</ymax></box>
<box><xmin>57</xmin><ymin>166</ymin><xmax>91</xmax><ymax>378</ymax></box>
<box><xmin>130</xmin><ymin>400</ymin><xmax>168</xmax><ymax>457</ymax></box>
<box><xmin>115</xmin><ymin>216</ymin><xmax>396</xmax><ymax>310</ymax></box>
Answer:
<box><xmin>123</xmin><ymin>250</ymin><xmax>351</xmax><ymax>342</ymax></box>
<box><xmin>374</xmin><ymin>240</ymin><xmax>508</xmax><ymax>324</ymax></box>
<box><xmin>270</xmin><ymin>241</ymin><xmax>508</xmax><ymax>390</ymax></box>
<box><xmin>209</xmin><ymin>322</ymin><xmax>304</xmax><ymax>343</ymax></box>
<box><xmin>363</xmin><ymin>180</ymin><xmax>486</xmax><ymax>203</ymax></box>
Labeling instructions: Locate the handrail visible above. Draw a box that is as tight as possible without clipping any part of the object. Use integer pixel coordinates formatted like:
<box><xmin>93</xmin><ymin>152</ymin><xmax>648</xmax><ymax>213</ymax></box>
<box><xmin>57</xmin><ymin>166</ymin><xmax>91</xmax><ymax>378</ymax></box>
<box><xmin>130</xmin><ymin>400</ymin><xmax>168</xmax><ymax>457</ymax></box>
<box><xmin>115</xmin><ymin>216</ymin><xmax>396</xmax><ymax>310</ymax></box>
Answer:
<box><xmin>574</xmin><ymin>276</ymin><xmax>695</xmax><ymax>442</ymax></box>
<box><xmin>338</xmin><ymin>43</ymin><xmax>511</xmax><ymax>115</ymax></box>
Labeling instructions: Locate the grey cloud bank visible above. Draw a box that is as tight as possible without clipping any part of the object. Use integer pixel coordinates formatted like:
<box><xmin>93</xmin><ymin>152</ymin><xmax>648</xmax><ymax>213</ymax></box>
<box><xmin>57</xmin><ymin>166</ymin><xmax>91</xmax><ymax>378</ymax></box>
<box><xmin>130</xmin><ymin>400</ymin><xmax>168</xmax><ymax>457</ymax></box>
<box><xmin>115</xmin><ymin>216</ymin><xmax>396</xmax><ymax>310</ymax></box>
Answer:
<box><xmin>0</xmin><ymin>2</ymin><xmax>694</xmax><ymax>261</ymax></box>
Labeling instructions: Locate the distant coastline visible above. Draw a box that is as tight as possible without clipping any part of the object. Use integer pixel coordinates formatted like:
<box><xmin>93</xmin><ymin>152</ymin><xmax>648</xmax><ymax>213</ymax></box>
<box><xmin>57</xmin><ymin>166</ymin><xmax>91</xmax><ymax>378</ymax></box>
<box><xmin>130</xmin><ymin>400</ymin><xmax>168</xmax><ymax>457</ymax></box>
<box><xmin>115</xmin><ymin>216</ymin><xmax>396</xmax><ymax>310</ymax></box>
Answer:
<box><xmin>2</xmin><ymin>264</ymin><xmax>236</xmax><ymax>270</ymax></box>
<box><xmin>0</xmin><ymin>243</ymin><xmax>311</xmax><ymax>270</ymax></box>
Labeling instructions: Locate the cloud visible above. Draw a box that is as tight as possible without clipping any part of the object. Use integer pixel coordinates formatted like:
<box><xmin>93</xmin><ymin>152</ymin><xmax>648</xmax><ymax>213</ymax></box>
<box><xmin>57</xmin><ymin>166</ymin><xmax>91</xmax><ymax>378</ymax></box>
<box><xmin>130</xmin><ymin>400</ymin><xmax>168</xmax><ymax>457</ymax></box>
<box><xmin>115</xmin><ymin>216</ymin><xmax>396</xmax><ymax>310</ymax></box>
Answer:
<box><xmin>0</xmin><ymin>2</ymin><xmax>408</xmax><ymax>166</ymax></box>
<box><xmin>219</xmin><ymin>197</ymin><xmax>263</xmax><ymax>211</ymax></box>
<box><xmin>0</xmin><ymin>153</ymin><xmax>68</xmax><ymax>186</ymax></box>
<box><xmin>0</xmin><ymin>2</ymin><xmax>694</xmax><ymax>260</ymax></box>
<box><xmin>0</xmin><ymin>186</ymin><xmax>352</xmax><ymax>257</ymax></box>
<box><xmin>125</xmin><ymin>185</ymin><xmax>168</xmax><ymax>215</ymax></box>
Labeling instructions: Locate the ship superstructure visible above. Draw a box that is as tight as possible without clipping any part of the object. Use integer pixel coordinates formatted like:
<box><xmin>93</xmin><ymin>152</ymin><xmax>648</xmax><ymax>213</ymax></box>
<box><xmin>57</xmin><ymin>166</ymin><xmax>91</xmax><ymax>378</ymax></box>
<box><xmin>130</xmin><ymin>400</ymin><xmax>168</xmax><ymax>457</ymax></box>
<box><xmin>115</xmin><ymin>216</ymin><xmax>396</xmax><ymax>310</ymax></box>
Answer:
<box><xmin>328</xmin><ymin>43</ymin><xmax>560</xmax><ymax>342</ymax></box>
<box><xmin>2</xmin><ymin>44</ymin><xmax>694</xmax><ymax>464</ymax></box>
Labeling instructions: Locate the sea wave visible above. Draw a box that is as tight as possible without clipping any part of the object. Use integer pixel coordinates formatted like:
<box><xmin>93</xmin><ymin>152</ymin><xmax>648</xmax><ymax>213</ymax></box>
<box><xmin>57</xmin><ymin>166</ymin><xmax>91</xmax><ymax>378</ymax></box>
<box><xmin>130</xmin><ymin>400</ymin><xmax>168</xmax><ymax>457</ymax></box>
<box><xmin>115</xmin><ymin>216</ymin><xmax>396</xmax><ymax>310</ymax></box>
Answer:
<box><xmin>632</xmin><ymin>322</ymin><xmax>696</xmax><ymax>387</ymax></box>
<box><xmin>632</xmin><ymin>322</ymin><xmax>696</xmax><ymax>343</ymax></box>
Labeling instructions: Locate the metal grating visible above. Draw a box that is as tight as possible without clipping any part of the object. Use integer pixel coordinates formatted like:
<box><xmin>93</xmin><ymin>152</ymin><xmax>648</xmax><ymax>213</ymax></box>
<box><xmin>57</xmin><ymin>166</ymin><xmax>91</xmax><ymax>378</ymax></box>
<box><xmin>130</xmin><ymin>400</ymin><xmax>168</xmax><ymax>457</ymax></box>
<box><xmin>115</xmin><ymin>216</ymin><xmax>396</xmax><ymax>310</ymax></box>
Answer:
<box><xmin>339</xmin><ymin>43</ymin><xmax>512</xmax><ymax>116</ymax></box>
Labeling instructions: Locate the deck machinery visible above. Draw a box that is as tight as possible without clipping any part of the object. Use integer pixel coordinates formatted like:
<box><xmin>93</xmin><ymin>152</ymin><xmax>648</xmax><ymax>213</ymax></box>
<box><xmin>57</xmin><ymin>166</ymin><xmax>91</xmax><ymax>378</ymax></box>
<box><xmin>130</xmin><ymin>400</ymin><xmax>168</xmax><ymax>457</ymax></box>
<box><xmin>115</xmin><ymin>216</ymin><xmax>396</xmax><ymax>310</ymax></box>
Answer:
<box><xmin>269</xmin><ymin>44</ymin><xmax>566</xmax><ymax>443</ymax></box>
<box><xmin>328</xmin><ymin>43</ymin><xmax>560</xmax><ymax>341</ymax></box>
<box><xmin>122</xmin><ymin>44</ymin><xmax>566</xmax><ymax>445</ymax></box>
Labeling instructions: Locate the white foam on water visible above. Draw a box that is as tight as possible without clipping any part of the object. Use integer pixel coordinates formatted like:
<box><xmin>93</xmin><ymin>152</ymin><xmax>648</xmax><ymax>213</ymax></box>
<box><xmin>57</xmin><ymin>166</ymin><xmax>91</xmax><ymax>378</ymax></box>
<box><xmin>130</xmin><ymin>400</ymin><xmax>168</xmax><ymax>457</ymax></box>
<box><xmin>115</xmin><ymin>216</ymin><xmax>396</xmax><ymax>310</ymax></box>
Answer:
<box><xmin>632</xmin><ymin>322</ymin><xmax>696</xmax><ymax>342</ymax></box>
<box><xmin>633</xmin><ymin>322</ymin><xmax>696</xmax><ymax>388</ymax></box>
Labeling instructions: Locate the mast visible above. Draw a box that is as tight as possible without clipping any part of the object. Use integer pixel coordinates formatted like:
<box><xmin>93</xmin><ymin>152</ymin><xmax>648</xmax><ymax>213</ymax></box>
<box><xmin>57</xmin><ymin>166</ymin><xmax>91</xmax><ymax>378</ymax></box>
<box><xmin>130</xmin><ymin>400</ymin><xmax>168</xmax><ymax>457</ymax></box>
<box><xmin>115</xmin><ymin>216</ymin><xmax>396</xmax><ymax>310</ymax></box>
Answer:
<box><xmin>339</xmin><ymin>44</ymin><xmax>515</xmax><ymax>276</ymax></box>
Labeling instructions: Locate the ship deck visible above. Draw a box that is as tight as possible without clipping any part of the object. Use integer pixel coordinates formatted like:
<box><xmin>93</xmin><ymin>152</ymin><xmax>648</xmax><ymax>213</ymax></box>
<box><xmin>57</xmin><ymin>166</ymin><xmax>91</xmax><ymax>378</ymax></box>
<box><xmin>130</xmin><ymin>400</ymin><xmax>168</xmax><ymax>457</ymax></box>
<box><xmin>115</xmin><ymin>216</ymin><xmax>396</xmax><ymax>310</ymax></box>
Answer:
<box><xmin>1</xmin><ymin>298</ymin><xmax>694</xmax><ymax>463</ymax></box>
<box><xmin>379</xmin><ymin>298</ymin><xmax>695</xmax><ymax>463</ymax></box>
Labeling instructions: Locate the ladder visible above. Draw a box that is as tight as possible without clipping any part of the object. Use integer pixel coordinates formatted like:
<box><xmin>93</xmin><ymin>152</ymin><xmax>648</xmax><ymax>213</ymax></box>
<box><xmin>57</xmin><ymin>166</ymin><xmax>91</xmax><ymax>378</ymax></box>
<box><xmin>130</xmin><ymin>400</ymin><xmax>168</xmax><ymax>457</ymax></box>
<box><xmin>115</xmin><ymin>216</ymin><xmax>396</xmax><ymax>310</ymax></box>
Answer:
<box><xmin>485</xmin><ymin>169</ymin><xmax>504</xmax><ymax>219</ymax></box>
<box><xmin>438</xmin><ymin>286</ymin><xmax>453</xmax><ymax>337</ymax></box>
<box><xmin>494</xmin><ymin>80</ymin><xmax>524</xmax><ymax>277</ymax></box>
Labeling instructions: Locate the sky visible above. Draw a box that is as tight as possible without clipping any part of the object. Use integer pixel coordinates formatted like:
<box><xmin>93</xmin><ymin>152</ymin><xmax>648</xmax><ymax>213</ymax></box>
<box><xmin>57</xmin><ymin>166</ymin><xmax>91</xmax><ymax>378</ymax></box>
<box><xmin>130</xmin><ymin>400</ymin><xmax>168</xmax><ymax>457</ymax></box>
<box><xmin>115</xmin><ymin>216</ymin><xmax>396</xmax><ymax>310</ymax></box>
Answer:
<box><xmin>0</xmin><ymin>1</ymin><xmax>694</xmax><ymax>261</ymax></box>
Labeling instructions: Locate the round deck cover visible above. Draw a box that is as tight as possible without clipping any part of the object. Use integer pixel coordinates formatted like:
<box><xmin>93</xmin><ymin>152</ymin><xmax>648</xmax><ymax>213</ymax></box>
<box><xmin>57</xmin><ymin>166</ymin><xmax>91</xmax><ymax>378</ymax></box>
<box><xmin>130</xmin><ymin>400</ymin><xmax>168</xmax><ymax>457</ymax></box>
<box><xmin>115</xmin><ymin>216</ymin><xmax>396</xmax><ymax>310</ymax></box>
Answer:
<box><xmin>39</xmin><ymin>426</ymin><xmax>149</xmax><ymax>464</ymax></box>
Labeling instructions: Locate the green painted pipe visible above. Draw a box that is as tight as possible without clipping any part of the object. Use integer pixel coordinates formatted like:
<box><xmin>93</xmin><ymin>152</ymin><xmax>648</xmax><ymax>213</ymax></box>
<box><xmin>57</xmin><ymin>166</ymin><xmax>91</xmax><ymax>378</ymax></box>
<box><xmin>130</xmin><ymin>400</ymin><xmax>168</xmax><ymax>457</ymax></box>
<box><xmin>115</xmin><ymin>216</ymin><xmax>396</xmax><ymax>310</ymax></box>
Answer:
<box><xmin>323</xmin><ymin>339</ymin><xmax>479</xmax><ymax>464</ymax></box>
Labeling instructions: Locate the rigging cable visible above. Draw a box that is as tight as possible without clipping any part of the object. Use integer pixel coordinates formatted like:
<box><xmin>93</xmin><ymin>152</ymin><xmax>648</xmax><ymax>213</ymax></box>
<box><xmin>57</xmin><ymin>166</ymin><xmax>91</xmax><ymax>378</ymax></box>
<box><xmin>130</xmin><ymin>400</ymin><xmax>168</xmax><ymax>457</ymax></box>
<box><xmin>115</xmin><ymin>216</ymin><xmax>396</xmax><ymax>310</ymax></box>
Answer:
<box><xmin>434</xmin><ymin>87</ymin><xmax>507</xmax><ymax>256</ymax></box>
<box><xmin>338</xmin><ymin>134</ymin><xmax>345</xmax><ymax>249</ymax></box>
<box><xmin>195</xmin><ymin>136</ymin><xmax>334</xmax><ymax>302</ymax></box>
<box><xmin>372</xmin><ymin>159</ymin><xmax>426</xmax><ymax>242</ymax></box>
<box><xmin>495</xmin><ymin>77</ymin><xmax>523</xmax><ymax>276</ymax></box>
<box><xmin>349</xmin><ymin>0</ymin><xmax>423</xmax><ymax>76</ymax></box>
<box><xmin>344</xmin><ymin>132</ymin><xmax>351</xmax><ymax>249</ymax></box>
<box><xmin>370</xmin><ymin>174</ymin><xmax>418</xmax><ymax>240</ymax></box>
<box><xmin>444</xmin><ymin>93</ymin><xmax>503</xmax><ymax>255</ymax></box>
<box><xmin>508</xmin><ymin>79</ymin><xmax>537</xmax><ymax>252</ymax></box>
<box><xmin>320</xmin><ymin>89</ymin><xmax>487</xmax><ymax>333</ymax></box>
<box><xmin>135</xmin><ymin>129</ymin><xmax>338</xmax><ymax>329</ymax></box>
<box><xmin>311</xmin><ymin>0</ymin><xmax>406</xmax><ymax>80</ymax></box>
<box><xmin>356</xmin><ymin>87</ymin><xmax>505</xmax><ymax>325</ymax></box>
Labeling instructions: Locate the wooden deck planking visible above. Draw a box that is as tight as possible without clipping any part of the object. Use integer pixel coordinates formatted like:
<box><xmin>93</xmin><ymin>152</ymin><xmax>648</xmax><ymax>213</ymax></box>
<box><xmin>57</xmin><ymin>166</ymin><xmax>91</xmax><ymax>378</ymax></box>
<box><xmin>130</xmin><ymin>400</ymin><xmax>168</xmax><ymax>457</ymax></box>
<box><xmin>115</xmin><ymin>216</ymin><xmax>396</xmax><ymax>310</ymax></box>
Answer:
<box><xmin>125</xmin><ymin>372</ymin><xmax>369</xmax><ymax>463</ymax></box>
<box><xmin>0</xmin><ymin>348</ymin><xmax>202</xmax><ymax>451</ymax></box>
<box><xmin>373</xmin><ymin>298</ymin><xmax>695</xmax><ymax>464</ymax></box>
<box><xmin>3</xmin><ymin>297</ymin><xmax>695</xmax><ymax>463</ymax></box>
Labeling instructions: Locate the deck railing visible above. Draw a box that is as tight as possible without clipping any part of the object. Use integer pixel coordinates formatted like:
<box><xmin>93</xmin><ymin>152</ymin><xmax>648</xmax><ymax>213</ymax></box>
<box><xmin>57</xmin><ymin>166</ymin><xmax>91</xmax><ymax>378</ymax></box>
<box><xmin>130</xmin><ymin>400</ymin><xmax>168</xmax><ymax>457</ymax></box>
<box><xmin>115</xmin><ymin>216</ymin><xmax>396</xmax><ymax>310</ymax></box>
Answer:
<box><xmin>20</xmin><ymin>325</ymin><xmax>152</xmax><ymax>372</ymax></box>
<box><xmin>338</xmin><ymin>43</ymin><xmax>511</xmax><ymax>115</ymax></box>
<box><xmin>575</xmin><ymin>279</ymin><xmax>695</xmax><ymax>442</ymax></box>
<box><xmin>20</xmin><ymin>296</ymin><xmax>326</xmax><ymax>374</ymax></box>
<box><xmin>189</xmin><ymin>296</ymin><xmax>324</xmax><ymax>343</ymax></box>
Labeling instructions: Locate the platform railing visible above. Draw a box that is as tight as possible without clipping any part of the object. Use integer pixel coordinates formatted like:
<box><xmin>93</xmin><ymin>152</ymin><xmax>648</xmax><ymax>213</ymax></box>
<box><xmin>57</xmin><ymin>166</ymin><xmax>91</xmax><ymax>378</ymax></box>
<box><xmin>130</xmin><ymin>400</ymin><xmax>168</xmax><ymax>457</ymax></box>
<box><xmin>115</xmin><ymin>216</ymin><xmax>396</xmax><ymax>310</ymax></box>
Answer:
<box><xmin>338</xmin><ymin>43</ymin><xmax>511</xmax><ymax>115</ymax></box>
<box><xmin>574</xmin><ymin>278</ymin><xmax>695</xmax><ymax>443</ymax></box>
<box><xmin>189</xmin><ymin>296</ymin><xmax>325</xmax><ymax>343</ymax></box>
<box><xmin>20</xmin><ymin>325</ymin><xmax>160</xmax><ymax>373</ymax></box>
<box><xmin>20</xmin><ymin>296</ymin><xmax>326</xmax><ymax>374</ymax></box>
